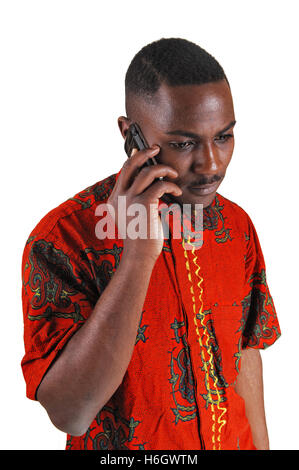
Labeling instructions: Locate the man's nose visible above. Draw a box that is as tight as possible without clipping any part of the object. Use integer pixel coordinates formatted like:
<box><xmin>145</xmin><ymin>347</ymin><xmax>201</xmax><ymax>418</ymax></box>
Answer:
<box><xmin>192</xmin><ymin>142</ymin><xmax>221</xmax><ymax>173</ymax></box>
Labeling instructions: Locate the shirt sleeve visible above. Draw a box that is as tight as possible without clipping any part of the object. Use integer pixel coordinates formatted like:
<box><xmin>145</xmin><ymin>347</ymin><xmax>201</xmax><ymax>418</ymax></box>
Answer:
<box><xmin>241</xmin><ymin>215</ymin><xmax>281</xmax><ymax>350</ymax></box>
<box><xmin>21</xmin><ymin>234</ymin><xmax>98</xmax><ymax>401</ymax></box>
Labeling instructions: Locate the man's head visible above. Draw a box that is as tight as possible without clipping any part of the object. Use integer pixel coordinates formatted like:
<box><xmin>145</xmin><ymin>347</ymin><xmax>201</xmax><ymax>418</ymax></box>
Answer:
<box><xmin>118</xmin><ymin>37</ymin><xmax>236</xmax><ymax>208</ymax></box>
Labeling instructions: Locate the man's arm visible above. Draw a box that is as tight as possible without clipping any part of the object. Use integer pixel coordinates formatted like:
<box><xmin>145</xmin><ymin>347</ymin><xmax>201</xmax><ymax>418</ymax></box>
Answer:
<box><xmin>234</xmin><ymin>348</ymin><xmax>269</xmax><ymax>450</ymax></box>
<box><xmin>36</xmin><ymin>250</ymin><xmax>157</xmax><ymax>437</ymax></box>
<box><xmin>36</xmin><ymin>145</ymin><xmax>182</xmax><ymax>437</ymax></box>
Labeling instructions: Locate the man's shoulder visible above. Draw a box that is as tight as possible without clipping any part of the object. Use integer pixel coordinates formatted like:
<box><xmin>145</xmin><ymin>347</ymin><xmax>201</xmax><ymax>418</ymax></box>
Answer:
<box><xmin>215</xmin><ymin>192</ymin><xmax>252</xmax><ymax>228</ymax></box>
<box><xmin>25</xmin><ymin>172</ymin><xmax>117</xmax><ymax>243</ymax></box>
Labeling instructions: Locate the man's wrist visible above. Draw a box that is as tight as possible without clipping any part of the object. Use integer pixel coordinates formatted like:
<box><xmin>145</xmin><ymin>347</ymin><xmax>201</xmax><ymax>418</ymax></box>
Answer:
<box><xmin>121</xmin><ymin>248</ymin><xmax>158</xmax><ymax>268</ymax></box>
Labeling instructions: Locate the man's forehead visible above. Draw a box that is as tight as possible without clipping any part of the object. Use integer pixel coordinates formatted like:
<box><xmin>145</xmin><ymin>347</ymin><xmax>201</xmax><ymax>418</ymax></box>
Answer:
<box><xmin>155</xmin><ymin>81</ymin><xmax>230</xmax><ymax>106</ymax></box>
<box><xmin>133</xmin><ymin>80</ymin><xmax>234</xmax><ymax>130</ymax></box>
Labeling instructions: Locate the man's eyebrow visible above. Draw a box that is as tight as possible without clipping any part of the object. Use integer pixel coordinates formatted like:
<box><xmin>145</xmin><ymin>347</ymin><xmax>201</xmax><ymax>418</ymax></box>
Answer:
<box><xmin>164</xmin><ymin>120</ymin><xmax>237</xmax><ymax>139</ymax></box>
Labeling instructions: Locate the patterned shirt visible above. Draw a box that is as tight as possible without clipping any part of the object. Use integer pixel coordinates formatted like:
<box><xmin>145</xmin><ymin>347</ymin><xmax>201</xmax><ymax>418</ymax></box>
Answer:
<box><xmin>21</xmin><ymin>170</ymin><xmax>281</xmax><ymax>450</ymax></box>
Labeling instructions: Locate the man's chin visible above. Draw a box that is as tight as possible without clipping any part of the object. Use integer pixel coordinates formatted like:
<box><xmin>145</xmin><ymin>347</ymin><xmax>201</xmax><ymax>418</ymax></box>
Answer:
<box><xmin>172</xmin><ymin>189</ymin><xmax>218</xmax><ymax>209</ymax></box>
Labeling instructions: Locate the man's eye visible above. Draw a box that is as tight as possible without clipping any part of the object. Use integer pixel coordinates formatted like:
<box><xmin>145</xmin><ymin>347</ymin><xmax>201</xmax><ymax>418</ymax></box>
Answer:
<box><xmin>215</xmin><ymin>134</ymin><xmax>234</xmax><ymax>142</ymax></box>
<box><xmin>169</xmin><ymin>141</ymin><xmax>196</xmax><ymax>150</ymax></box>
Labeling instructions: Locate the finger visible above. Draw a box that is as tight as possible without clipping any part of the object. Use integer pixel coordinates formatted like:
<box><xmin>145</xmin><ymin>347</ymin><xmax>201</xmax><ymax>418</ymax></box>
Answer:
<box><xmin>118</xmin><ymin>146</ymin><xmax>161</xmax><ymax>189</ymax></box>
<box><xmin>130</xmin><ymin>164</ymin><xmax>180</xmax><ymax>195</ymax></box>
<box><xmin>143</xmin><ymin>180</ymin><xmax>183</xmax><ymax>202</ymax></box>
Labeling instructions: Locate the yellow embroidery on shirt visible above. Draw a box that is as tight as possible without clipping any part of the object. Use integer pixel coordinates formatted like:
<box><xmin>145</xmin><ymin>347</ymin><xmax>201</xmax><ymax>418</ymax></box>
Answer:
<box><xmin>182</xmin><ymin>235</ymin><xmax>227</xmax><ymax>450</ymax></box>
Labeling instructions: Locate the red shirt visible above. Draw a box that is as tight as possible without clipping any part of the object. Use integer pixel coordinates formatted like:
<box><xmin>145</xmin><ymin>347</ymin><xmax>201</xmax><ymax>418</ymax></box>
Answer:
<box><xmin>21</xmin><ymin>170</ymin><xmax>281</xmax><ymax>450</ymax></box>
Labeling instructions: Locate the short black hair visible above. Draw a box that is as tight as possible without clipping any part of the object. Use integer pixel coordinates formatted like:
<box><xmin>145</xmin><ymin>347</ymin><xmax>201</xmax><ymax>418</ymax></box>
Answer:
<box><xmin>125</xmin><ymin>37</ymin><xmax>228</xmax><ymax>113</ymax></box>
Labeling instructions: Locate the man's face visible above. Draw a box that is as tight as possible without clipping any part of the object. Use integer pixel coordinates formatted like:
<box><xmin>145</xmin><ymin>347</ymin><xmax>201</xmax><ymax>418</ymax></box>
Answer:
<box><xmin>118</xmin><ymin>79</ymin><xmax>236</xmax><ymax>208</ymax></box>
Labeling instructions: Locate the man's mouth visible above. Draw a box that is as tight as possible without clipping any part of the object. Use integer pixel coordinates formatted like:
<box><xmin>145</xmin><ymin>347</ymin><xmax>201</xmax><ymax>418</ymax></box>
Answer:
<box><xmin>187</xmin><ymin>179</ymin><xmax>220</xmax><ymax>195</ymax></box>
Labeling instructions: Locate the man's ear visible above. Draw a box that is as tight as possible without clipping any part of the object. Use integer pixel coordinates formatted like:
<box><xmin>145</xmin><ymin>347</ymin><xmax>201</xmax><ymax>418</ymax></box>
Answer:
<box><xmin>117</xmin><ymin>116</ymin><xmax>132</xmax><ymax>139</ymax></box>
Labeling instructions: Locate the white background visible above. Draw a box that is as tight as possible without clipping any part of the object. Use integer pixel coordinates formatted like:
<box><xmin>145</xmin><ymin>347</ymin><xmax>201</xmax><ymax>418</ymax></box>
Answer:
<box><xmin>0</xmin><ymin>0</ymin><xmax>298</xmax><ymax>450</ymax></box>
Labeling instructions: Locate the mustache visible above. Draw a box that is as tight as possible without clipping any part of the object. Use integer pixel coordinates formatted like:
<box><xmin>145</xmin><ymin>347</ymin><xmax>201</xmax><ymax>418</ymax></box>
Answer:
<box><xmin>189</xmin><ymin>175</ymin><xmax>222</xmax><ymax>186</ymax></box>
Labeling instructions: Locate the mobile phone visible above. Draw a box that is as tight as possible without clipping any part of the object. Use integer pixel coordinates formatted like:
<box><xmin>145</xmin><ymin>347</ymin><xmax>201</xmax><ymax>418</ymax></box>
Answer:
<box><xmin>124</xmin><ymin>122</ymin><xmax>180</xmax><ymax>206</ymax></box>
<box><xmin>124</xmin><ymin>122</ymin><xmax>163</xmax><ymax>180</ymax></box>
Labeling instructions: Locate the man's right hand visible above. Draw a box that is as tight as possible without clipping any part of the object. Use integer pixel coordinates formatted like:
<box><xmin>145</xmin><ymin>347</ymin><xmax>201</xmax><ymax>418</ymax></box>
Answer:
<box><xmin>107</xmin><ymin>145</ymin><xmax>182</xmax><ymax>261</ymax></box>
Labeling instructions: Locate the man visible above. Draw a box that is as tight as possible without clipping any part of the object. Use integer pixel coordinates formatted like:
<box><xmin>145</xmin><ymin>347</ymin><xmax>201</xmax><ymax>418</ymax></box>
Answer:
<box><xmin>21</xmin><ymin>38</ymin><xmax>281</xmax><ymax>450</ymax></box>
